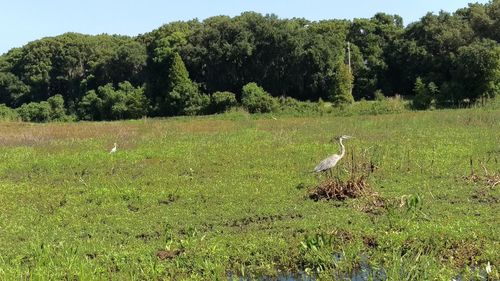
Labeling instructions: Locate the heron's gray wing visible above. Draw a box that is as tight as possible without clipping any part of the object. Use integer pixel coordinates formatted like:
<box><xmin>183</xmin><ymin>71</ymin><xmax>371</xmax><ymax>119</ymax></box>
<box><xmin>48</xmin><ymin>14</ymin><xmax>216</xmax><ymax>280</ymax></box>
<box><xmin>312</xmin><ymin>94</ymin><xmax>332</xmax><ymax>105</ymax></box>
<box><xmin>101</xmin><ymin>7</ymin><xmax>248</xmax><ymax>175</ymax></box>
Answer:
<box><xmin>314</xmin><ymin>154</ymin><xmax>341</xmax><ymax>172</ymax></box>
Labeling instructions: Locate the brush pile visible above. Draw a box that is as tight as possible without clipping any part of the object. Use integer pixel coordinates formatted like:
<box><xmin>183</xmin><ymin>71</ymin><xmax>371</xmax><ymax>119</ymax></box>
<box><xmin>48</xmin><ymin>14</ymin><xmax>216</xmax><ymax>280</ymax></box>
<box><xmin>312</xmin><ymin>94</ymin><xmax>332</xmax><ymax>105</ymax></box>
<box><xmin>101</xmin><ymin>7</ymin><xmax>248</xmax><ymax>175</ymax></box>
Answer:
<box><xmin>309</xmin><ymin>175</ymin><xmax>371</xmax><ymax>201</ymax></box>
<box><xmin>464</xmin><ymin>159</ymin><xmax>500</xmax><ymax>187</ymax></box>
<box><xmin>464</xmin><ymin>171</ymin><xmax>500</xmax><ymax>187</ymax></box>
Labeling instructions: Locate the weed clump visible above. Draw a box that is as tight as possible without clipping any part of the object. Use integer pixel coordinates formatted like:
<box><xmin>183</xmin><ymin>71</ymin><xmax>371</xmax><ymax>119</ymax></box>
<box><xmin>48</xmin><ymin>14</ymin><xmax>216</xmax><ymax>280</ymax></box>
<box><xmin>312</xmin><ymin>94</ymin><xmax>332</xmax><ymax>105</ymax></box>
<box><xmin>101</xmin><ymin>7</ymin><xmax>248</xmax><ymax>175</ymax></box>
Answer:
<box><xmin>308</xmin><ymin>175</ymin><xmax>371</xmax><ymax>201</ymax></box>
<box><xmin>463</xmin><ymin>159</ymin><xmax>500</xmax><ymax>187</ymax></box>
<box><xmin>464</xmin><ymin>172</ymin><xmax>500</xmax><ymax>187</ymax></box>
<box><xmin>156</xmin><ymin>249</ymin><xmax>183</xmax><ymax>260</ymax></box>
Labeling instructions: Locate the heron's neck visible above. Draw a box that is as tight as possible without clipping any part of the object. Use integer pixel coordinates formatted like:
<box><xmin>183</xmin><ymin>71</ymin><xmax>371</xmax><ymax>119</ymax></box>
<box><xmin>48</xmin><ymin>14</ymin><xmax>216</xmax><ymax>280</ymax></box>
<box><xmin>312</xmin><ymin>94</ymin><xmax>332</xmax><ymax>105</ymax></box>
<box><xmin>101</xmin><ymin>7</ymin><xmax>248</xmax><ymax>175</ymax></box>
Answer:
<box><xmin>339</xmin><ymin>139</ymin><xmax>345</xmax><ymax>158</ymax></box>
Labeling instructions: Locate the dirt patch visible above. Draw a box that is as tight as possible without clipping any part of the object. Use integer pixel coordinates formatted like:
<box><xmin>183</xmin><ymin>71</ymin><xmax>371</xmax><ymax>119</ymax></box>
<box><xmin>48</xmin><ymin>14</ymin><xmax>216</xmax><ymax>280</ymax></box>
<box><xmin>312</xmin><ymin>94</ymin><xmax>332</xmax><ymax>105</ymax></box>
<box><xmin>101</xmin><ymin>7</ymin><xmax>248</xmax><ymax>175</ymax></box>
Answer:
<box><xmin>85</xmin><ymin>253</ymin><xmax>97</xmax><ymax>260</ymax></box>
<box><xmin>127</xmin><ymin>204</ymin><xmax>139</xmax><ymax>212</ymax></box>
<box><xmin>471</xmin><ymin>188</ymin><xmax>499</xmax><ymax>204</ymax></box>
<box><xmin>362</xmin><ymin>235</ymin><xmax>378</xmax><ymax>249</ymax></box>
<box><xmin>442</xmin><ymin>241</ymin><xmax>482</xmax><ymax>268</ymax></box>
<box><xmin>463</xmin><ymin>168</ymin><xmax>500</xmax><ymax>188</ymax></box>
<box><xmin>357</xmin><ymin>193</ymin><xmax>386</xmax><ymax>215</ymax></box>
<box><xmin>156</xmin><ymin>249</ymin><xmax>183</xmax><ymax>260</ymax></box>
<box><xmin>308</xmin><ymin>176</ymin><xmax>371</xmax><ymax>201</ymax></box>
<box><xmin>136</xmin><ymin>231</ymin><xmax>161</xmax><ymax>242</ymax></box>
<box><xmin>158</xmin><ymin>194</ymin><xmax>178</xmax><ymax>205</ymax></box>
<box><xmin>226</xmin><ymin>213</ymin><xmax>303</xmax><ymax>228</ymax></box>
<box><xmin>329</xmin><ymin>229</ymin><xmax>354</xmax><ymax>243</ymax></box>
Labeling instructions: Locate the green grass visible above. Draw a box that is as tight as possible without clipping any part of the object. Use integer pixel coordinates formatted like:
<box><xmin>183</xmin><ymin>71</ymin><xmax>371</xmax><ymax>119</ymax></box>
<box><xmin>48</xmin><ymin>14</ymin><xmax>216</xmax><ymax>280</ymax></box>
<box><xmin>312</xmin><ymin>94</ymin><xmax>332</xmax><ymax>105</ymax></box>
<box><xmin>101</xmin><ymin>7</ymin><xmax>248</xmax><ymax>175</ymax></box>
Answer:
<box><xmin>0</xmin><ymin>108</ymin><xmax>499</xmax><ymax>280</ymax></box>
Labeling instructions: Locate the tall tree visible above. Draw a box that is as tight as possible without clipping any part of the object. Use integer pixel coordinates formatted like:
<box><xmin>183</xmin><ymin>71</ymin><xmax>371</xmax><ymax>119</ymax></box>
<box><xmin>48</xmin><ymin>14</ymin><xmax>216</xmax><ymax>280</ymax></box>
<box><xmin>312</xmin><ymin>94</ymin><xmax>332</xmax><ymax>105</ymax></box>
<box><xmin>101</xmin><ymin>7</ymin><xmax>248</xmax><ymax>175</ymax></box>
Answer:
<box><xmin>330</xmin><ymin>63</ymin><xmax>354</xmax><ymax>105</ymax></box>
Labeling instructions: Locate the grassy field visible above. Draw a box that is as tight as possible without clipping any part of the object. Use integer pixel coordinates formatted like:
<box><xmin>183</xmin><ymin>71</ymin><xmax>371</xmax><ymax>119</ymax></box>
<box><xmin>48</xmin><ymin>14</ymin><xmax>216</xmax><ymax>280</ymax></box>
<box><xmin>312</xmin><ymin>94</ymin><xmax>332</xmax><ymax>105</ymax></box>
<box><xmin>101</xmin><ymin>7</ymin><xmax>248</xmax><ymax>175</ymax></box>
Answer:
<box><xmin>0</xmin><ymin>108</ymin><xmax>499</xmax><ymax>280</ymax></box>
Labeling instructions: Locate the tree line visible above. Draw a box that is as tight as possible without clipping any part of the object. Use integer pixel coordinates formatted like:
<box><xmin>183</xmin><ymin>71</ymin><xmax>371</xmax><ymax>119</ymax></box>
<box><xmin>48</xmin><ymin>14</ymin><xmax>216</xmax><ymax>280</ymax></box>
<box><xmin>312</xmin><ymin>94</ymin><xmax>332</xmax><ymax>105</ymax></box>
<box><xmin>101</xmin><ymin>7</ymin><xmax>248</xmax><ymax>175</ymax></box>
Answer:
<box><xmin>0</xmin><ymin>1</ymin><xmax>499</xmax><ymax>121</ymax></box>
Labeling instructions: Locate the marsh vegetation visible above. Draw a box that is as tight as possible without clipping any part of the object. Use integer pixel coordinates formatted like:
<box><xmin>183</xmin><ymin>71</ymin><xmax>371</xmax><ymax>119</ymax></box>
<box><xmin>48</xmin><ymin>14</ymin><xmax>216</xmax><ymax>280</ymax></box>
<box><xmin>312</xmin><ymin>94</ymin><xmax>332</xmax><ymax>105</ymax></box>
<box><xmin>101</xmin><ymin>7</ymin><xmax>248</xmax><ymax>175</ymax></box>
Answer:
<box><xmin>0</xmin><ymin>107</ymin><xmax>498</xmax><ymax>280</ymax></box>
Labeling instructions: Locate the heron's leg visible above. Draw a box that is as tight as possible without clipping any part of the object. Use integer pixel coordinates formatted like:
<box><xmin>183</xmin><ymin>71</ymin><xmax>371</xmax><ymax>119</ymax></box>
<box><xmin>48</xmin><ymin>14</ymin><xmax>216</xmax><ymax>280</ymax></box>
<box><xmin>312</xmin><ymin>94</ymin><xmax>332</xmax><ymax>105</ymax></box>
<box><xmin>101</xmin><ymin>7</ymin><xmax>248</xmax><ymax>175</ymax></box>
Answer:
<box><xmin>334</xmin><ymin>167</ymin><xmax>340</xmax><ymax>182</ymax></box>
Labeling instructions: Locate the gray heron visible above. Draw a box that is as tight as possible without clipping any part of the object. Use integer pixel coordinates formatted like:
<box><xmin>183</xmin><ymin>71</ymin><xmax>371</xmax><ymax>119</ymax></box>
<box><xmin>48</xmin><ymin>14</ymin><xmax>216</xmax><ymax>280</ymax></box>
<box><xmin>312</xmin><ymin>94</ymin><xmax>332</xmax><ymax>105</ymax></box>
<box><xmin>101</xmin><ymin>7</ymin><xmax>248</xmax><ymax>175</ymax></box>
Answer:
<box><xmin>313</xmin><ymin>135</ymin><xmax>353</xmax><ymax>177</ymax></box>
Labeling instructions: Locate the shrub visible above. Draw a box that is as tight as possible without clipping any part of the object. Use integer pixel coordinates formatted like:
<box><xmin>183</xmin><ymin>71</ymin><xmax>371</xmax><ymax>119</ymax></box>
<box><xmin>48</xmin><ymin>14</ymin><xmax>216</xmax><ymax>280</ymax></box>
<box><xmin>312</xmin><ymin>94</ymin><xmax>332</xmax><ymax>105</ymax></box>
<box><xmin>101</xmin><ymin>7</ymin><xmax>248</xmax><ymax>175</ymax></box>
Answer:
<box><xmin>210</xmin><ymin>91</ymin><xmax>238</xmax><ymax>113</ymax></box>
<box><xmin>162</xmin><ymin>52</ymin><xmax>209</xmax><ymax>116</ymax></box>
<box><xmin>279</xmin><ymin>96</ymin><xmax>319</xmax><ymax>115</ymax></box>
<box><xmin>78</xmin><ymin>82</ymin><xmax>148</xmax><ymax>120</ymax></box>
<box><xmin>241</xmin><ymin>82</ymin><xmax>278</xmax><ymax>113</ymax></box>
<box><xmin>412</xmin><ymin>77</ymin><xmax>435</xmax><ymax>110</ymax></box>
<box><xmin>47</xmin><ymin>94</ymin><xmax>68</xmax><ymax>121</ymax></box>
<box><xmin>17</xmin><ymin>94</ymin><xmax>70</xmax><ymax>122</ymax></box>
<box><xmin>374</xmin><ymin>89</ymin><xmax>385</xmax><ymax>101</ymax></box>
<box><xmin>0</xmin><ymin>104</ymin><xmax>19</xmax><ymax>121</ymax></box>
<box><xmin>17</xmin><ymin>101</ymin><xmax>52</xmax><ymax>122</ymax></box>
<box><xmin>168</xmin><ymin>82</ymin><xmax>209</xmax><ymax>116</ymax></box>
<box><xmin>331</xmin><ymin>63</ymin><xmax>354</xmax><ymax>105</ymax></box>
<box><xmin>78</xmin><ymin>90</ymin><xmax>104</xmax><ymax>120</ymax></box>
<box><xmin>183</xmin><ymin>91</ymin><xmax>210</xmax><ymax>116</ymax></box>
<box><xmin>117</xmin><ymin>82</ymin><xmax>148</xmax><ymax>119</ymax></box>
<box><xmin>334</xmin><ymin>97</ymin><xmax>408</xmax><ymax>116</ymax></box>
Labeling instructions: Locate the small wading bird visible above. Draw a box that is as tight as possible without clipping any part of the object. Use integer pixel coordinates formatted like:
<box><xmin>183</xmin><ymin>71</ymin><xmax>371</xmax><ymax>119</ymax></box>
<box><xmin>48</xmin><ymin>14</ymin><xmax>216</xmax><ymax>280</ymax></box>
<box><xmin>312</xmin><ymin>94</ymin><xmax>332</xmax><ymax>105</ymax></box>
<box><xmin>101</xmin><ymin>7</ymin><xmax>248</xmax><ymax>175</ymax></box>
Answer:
<box><xmin>109</xmin><ymin>143</ymin><xmax>117</xmax><ymax>154</ymax></box>
<box><xmin>313</xmin><ymin>135</ymin><xmax>353</xmax><ymax>177</ymax></box>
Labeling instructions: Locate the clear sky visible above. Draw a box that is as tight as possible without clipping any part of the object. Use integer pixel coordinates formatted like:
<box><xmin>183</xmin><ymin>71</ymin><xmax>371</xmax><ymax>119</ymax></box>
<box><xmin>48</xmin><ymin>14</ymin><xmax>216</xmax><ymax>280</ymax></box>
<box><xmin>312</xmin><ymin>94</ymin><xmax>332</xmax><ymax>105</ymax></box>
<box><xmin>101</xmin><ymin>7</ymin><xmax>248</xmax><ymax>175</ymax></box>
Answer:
<box><xmin>0</xmin><ymin>0</ymin><xmax>490</xmax><ymax>55</ymax></box>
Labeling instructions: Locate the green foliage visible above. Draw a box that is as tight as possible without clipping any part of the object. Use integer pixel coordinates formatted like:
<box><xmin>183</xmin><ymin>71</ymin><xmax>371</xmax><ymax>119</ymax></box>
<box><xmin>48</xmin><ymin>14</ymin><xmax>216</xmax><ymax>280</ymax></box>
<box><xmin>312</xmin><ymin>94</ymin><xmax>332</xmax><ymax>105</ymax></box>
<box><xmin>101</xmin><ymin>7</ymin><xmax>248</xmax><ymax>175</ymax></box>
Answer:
<box><xmin>78</xmin><ymin>82</ymin><xmax>148</xmax><ymax>120</ymax></box>
<box><xmin>47</xmin><ymin>95</ymin><xmax>67</xmax><ymax>121</ymax></box>
<box><xmin>412</xmin><ymin>77</ymin><xmax>434</xmax><ymax>110</ymax></box>
<box><xmin>450</xmin><ymin>39</ymin><xmax>500</xmax><ymax>102</ymax></box>
<box><xmin>0</xmin><ymin>110</ymin><xmax>498</xmax><ymax>279</ymax></box>
<box><xmin>0</xmin><ymin>104</ymin><xmax>19</xmax><ymax>121</ymax></box>
<box><xmin>1</xmin><ymin>3</ymin><xmax>500</xmax><ymax>120</ymax></box>
<box><xmin>163</xmin><ymin>53</ymin><xmax>209</xmax><ymax>116</ymax></box>
<box><xmin>169</xmin><ymin>83</ymin><xmax>210</xmax><ymax>116</ymax></box>
<box><xmin>78</xmin><ymin>90</ymin><xmax>103</xmax><ymax>120</ymax></box>
<box><xmin>374</xmin><ymin>89</ymin><xmax>385</xmax><ymax>101</ymax></box>
<box><xmin>17</xmin><ymin>101</ymin><xmax>52</xmax><ymax>122</ymax></box>
<box><xmin>0</xmin><ymin>72</ymin><xmax>30</xmax><ymax>106</ymax></box>
<box><xmin>241</xmin><ymin>82</ymin><xmax>278</xmax><ymax>113</ymax></box>
<box><xmin>210</xmin><ymin>91</ymin><xmax>238</xmax><ymax>113</ymax></box>
<box><xmin>339</xmin><ymin>96</ymin><xmax>408</xmax><ymax>116</ymax></box>
<box><xmin>168</xmin><ymin>53</ymin><xmax>191</xmax><ymax>91</ymax></box>
<box><xmin>16</xmin><ymin>94</ymin><xmax>69</xmax><ymax>122</ymax></box>
<box><xmin>278</xmin><ymin>96</ymin><xmax>319</xmax><ymax>115</ymax></box>
<box><xmin>348</xmin><ymin>13</ymin><xmax>404</xmax><ymax>99</ymax></box>
<box><xmin>330</xmin><ymin>63</ymin><xmax>354</xmax><ymax>105</ymax></box>
<box><xmin>0</xmin><ymin>33</ymin><xmax>147</xmax><ymax>112</ymax></box>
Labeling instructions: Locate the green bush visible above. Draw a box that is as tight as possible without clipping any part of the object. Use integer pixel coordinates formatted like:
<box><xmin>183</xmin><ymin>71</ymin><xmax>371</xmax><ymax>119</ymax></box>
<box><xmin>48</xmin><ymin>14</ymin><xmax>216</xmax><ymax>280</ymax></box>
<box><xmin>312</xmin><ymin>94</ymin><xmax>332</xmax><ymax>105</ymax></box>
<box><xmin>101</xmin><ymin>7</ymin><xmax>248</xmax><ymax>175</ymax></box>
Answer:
<box><xmin>241</xmin><ymin>82</ymin><xmax>278</xmax><ymax>113</ymax></box>
<box><xmin>47</xmin><ymin>94</ymin><xmax>68</xmax><ymax>121</ymax></box>
<box><xmin>411</xmin><ymin>78</ymin><xmax>436</xmax><ymax>110</ymax></box>
<box><xmin>17</xmin><ymin>101</ymin><xmax>52</xmax><ymax>122</ymax></box>
<box><xmin>78</xmin><ymin>82</ymin><xmax>148</xmax><ymax>120</ymax></box>
<box><xmin>331</xmin><ymin>63</ymin><xmax>354</xmax><ymax>105</ymax></box>
<box><xmin>168</xmin><ymin>82</ymin><xmax>209</xmax><ymax>116</ymax></box>
<box><xmin>334</xmin><ymin>96</ymin><xmax>408</xmax><ymax>116</ymax></box>
<box><xmin>0</xmin><ymin>104</ymin><xmax>19</xmax><ymax>121</ymax></box>
<box><xmin>210</xmin><ymin>91</ymin><xmax>238</xmax><ymax>113</ymax></box>
<box><xmin>374</xmin><ymin>89</ymin><xmax>385</xmax><ymax>101</ymax></box>
<box><xmin>278</xmin><ymin>96</ymin><xmax>319</xmax><ymax>115</ymax></box>
<box><xmin>17</xmin><ymin>94</ymin><xmax>71</xmax><ymax>122</ymax></box>
<box><xmin>78</xmin><ymin>90</ymin><xmax>104</xmax><ymax>120</ymax></box>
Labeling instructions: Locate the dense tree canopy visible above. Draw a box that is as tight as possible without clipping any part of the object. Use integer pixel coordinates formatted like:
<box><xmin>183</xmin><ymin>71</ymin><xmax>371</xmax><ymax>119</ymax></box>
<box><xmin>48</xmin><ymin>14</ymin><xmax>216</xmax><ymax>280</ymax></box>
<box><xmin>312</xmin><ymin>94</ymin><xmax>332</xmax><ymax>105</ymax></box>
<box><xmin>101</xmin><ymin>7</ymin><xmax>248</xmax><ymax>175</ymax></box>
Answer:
<box><xmin>0</xmin><ymin>0</ymin><xmax>499</xmax><ymax>121</ymax></box>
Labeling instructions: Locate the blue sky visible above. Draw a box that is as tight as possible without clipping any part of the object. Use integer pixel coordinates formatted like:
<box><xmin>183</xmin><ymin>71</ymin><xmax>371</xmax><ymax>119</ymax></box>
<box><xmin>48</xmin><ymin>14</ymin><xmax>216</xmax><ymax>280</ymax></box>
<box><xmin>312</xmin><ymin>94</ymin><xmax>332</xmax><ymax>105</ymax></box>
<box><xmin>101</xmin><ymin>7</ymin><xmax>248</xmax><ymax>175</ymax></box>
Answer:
<box><xmin>0</xmin><ymin>0</ymin><xmax>490</xmax><ymax>54</ymax></box>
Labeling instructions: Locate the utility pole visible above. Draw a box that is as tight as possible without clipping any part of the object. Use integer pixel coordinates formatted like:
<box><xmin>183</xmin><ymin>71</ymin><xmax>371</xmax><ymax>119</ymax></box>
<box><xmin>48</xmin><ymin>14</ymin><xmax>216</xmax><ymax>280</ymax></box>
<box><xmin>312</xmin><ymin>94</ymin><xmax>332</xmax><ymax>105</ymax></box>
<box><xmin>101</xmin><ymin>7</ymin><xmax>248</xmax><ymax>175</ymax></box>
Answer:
<box><xmin>347</xmin><ymin>41</ymin><xmax>353</xmax><ymax>95</ymax></box>
<box><xmin>347</xmin><ymin>41</ymin><xmax>351</xmax><ymax>74</ymax></box>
